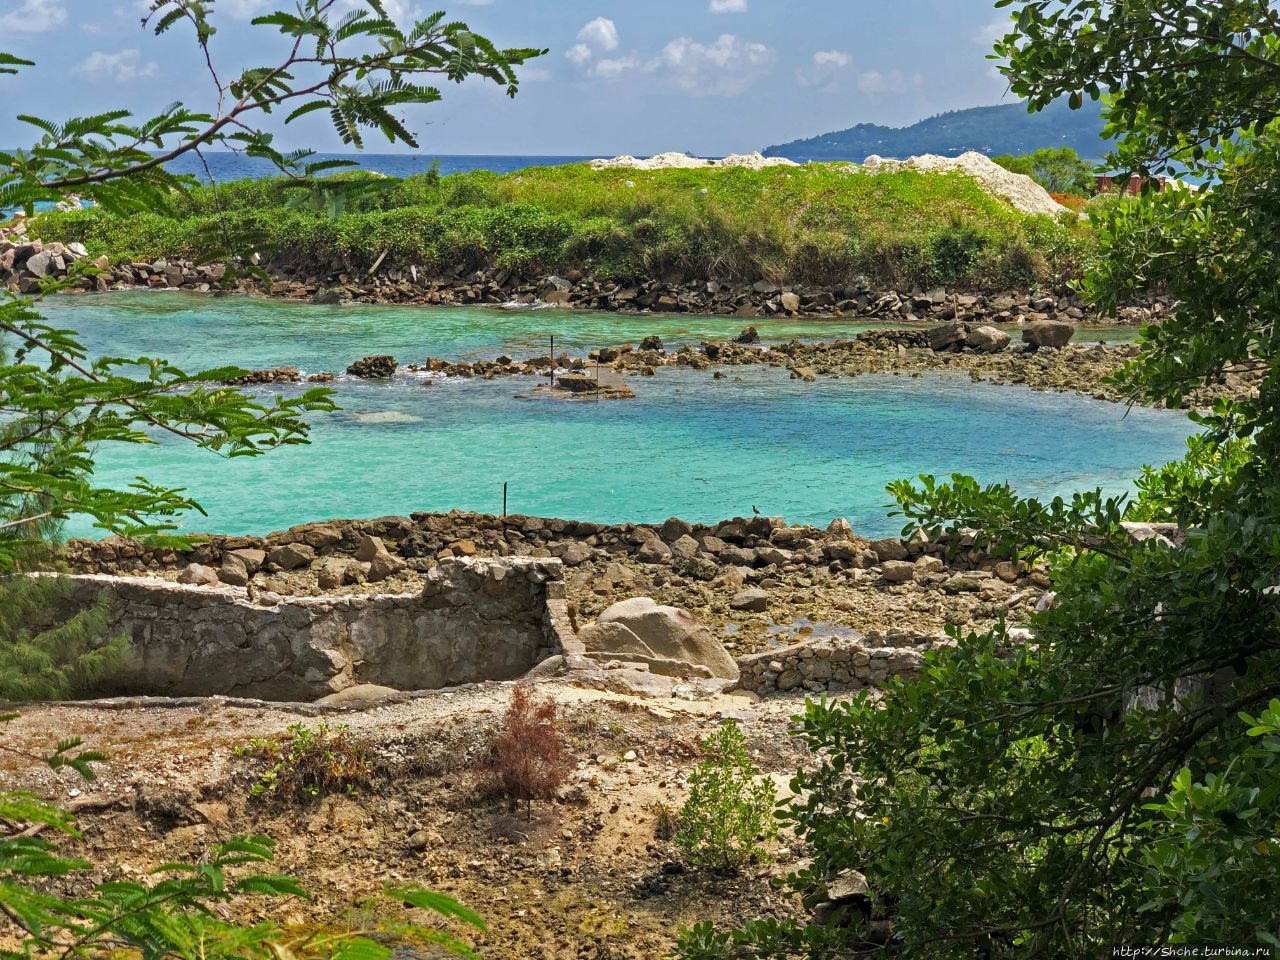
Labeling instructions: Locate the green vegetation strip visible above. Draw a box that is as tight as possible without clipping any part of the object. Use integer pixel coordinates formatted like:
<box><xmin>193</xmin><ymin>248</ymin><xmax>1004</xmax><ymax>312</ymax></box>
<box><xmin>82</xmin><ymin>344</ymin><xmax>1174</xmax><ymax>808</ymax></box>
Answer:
<box><xmin>35</xmin><ymin>163</ymin><xmax>1095</xmax><ymax>291</ymax></box>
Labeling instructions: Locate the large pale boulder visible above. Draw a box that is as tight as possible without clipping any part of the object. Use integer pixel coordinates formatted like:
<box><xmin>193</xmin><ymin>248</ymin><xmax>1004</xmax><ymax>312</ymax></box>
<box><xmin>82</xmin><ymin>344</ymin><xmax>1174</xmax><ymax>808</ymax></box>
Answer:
<box><xmin>967</xmin><ymin>325</ymin><xmax>1011</xmax><ymax>353</ymax></box>
<box><xmin>579</xmin><ymin>597</ymin><xmax>739</xmax><ymax>681</ymax></box>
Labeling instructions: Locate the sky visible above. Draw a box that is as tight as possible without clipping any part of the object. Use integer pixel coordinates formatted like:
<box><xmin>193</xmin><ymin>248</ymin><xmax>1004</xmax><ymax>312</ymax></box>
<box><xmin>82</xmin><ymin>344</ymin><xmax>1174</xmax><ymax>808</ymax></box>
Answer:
<box><xmin>0</xmin><ymin>0</ymin><xmax>1018</xmax><ymax>156</ymax></box>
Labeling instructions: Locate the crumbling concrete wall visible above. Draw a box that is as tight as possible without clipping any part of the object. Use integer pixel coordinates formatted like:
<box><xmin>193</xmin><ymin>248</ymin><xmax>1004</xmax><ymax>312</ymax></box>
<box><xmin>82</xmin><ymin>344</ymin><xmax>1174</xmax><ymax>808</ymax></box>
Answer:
<box><xmin>57</xmin><ymin>557</ymin><xmax>567</xmax><ymax>701</ymax></box>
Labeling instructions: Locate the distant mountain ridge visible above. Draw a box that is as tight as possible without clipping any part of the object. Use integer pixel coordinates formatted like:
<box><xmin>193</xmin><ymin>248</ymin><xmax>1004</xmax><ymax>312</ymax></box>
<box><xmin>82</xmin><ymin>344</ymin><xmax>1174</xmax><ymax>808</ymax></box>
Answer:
<box><xmin>763</xmin><ymin>99</ymin><xmax>1107</xmax><ymax>162</ymax></box>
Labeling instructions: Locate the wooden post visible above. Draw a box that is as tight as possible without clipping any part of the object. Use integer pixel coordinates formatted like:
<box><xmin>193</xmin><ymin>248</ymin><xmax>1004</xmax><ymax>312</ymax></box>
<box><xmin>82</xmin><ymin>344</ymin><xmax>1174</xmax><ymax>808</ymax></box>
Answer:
<box><xmin>549</xmin><ymin>335</ymin><xmax>555</xmax><ymax>388</ymax></box>
<box><xmin>503</xmin><ymin>482</ymin><xmax>508</xmax><ymax>518</ymax></box>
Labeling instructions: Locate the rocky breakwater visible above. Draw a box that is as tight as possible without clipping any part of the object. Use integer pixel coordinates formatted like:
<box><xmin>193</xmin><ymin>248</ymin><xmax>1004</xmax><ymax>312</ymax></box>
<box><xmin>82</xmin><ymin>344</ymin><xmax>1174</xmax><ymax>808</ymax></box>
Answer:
<box><xmin>63</xmin><ymin>511</ymin><xmax>1049</xmax><ymax>662</ymax></box>
<box><xmin>0</xmin><ymin>228</ymin><xmax>103</xmax><ymax>293</ymax></box>
<box><xmin>45</xmin><ymin>555</ymin><xmax>569</xmax><ymax>701</ymax></box>
<box><xmin>280</xmin><ymin>269</ymin><xmax>1166</xmax><ymax>326</ymax></box>
<box><xmin>13</xmin><ymin>214</ymin><xmax>1166</xmax><ymax>326</ymax></box>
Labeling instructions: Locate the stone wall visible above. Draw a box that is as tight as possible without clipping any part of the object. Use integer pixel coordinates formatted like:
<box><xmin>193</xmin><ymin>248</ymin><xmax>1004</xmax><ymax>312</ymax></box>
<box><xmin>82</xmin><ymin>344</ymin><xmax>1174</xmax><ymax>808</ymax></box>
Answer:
<box><xmin>735</xmin><ymin>629</ymin><xmax>934</xmax><ymax>696</ymax></box>
<box><xmin>55</xmin><ymin>557</ymin><xmax>568</xmax><ymax>701</ymax></box>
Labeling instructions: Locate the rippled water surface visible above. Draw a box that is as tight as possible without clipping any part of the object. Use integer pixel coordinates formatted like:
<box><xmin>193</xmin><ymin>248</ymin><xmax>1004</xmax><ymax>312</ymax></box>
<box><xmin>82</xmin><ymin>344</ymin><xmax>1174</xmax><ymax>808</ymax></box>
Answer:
<box><xmin>39</xmin><ymin>292</ymin><xmax>1191</xmax><ymax>538</ymax></box>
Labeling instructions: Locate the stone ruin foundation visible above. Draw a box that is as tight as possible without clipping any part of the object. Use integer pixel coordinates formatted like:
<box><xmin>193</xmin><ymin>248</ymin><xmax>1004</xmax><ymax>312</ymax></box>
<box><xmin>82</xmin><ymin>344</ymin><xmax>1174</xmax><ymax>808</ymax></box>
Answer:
<box><xmin>48</xmin><ymin>557</ymin><xmax>575</xmax><ymax>702</ymax></box>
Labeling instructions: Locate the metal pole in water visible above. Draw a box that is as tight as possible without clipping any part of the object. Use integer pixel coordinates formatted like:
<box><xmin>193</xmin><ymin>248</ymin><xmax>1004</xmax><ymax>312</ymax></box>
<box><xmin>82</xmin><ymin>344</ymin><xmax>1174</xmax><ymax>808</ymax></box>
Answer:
<box><xmin>503</xmin><ymin>482</ymin><xmax>508</xmax><ymax>518</ymax></box>
<box><xmin>550</xmin><ymin>335</ymin><xmax>555</xmax><ymax>388</ymax></box>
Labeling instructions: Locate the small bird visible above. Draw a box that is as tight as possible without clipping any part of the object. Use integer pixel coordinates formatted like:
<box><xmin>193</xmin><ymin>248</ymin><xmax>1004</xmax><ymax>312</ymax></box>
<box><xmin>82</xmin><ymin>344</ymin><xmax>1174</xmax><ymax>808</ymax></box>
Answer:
<box><xmin>752</xmin><ymin>505</ymin><xmax>761</xmax><ymax>516</ymax></box>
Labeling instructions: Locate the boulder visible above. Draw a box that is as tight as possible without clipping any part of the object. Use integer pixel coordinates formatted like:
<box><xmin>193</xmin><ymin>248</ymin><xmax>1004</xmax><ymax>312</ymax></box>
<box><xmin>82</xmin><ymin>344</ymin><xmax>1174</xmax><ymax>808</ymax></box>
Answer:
<box><xmin>790</xmin><ymin>366</ymin><xmax>818</xmax><ymax>382</ymax></box>
<box><xmin>734</xmin><ymin>325</ymin><xmax>760</xmax><ymax>344</ymax></box>
<box><xmin>177</xmin><ymin>563</ymin><xmax>220</xmax><ymax>586</ymax></box>
<box><xmin>870</xmin><ymin>538</ymin><xmax>909</xmax><ymax>562</ymax></box>
<box><xmin>559</xmin><ymin>541</ymin><xmax>592</xmax><ymax>566</ymax></box>
<box><xmin>311</xmin><ymin>287</ymin><xmax>346</xmax><ymax>305</ymax></box>
<box><xmin>780</xmin><ymin>292</ymin><xmax>801</xmax><ymax>313</ymax></box>
<box><xmin>636</xmin><ymin>538</ymin><xmax>673</xmax><ymax>564</ymax></box>
<box><xmin>317</xmin><ymin>557</ymin><xmax>356</xmax><ymax>590</ymax></box>
<box><xmin>928</xmin><ymin>321</ymin><xmax>968</xmax><ymax>352</ymax></box>
<box><xmin>967</xmin><ymin>325</ymin><xmax>1011</xmax><ymax>353</ymax></box>
<box><xmin>24</xmin><ymin>250</ymin><xmax>59</xmax><ymax>278</ymax></box>
<box><xmin>354</xmin><ymin>535</ymin><xmax>389</xmax><ymax>563</ymax></box>
<box><xmin>639</xmin><ymin>335</ymin><xmax>664</xmax><ymax>352</ymax></box>
<box><xmin>826</xmin><ymin>517</ymin><xmax>854</xmax><ymax>539</ymax></box>
<box><xmin>659</xmin><ymin>517</ymin><xmax>693</xmax><ymax>542</ymax></box>
<box><xmin>218</xmin><ymin>554</ymin><xmax>251</xmax><ymax>587</ymax></box>
<box><xmin>268</xmin><ymin>542</ymin><xmax>316</xmax><ymax>570</ymax></box>
<box><xmin>581</xmin><ymin>597</ymin><xmax>739</xmax><ymax>681</ymax></box>
<box><xmin>1022</xmin><ymin>320</ymin><xmax>1074</xmax><ymax>349</ymax></box>
<box><xmin>729</xmin><ymin>587</ymin><xmax>768</xmax><ymax>613</ymax></box>
<box><xmin>347</xmin><ymin>355</ymin><xmax>398</xmax><ymax>378</ymax></box>
<box><xmin>368</xmin><ymin>550</ymin><xmax>406</xmax><ymax>583</ymax></box>
<box><xmin>880</xmin><ymin>560</ymin><xmax>917</xmax><ymax>583</ymax></box>
<box><xmin>317</xmin><ymin>684</ymin><xmax>403</xmax><ymax>704</ymax></box>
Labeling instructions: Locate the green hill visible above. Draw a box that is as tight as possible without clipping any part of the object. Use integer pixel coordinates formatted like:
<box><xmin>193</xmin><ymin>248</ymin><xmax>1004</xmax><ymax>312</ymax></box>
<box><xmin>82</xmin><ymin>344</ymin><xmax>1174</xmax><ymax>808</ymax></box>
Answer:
<box><xmin>764</xmin><ymin>99</ymin><xmax>1107</xmax><ymax>162</ymax></box>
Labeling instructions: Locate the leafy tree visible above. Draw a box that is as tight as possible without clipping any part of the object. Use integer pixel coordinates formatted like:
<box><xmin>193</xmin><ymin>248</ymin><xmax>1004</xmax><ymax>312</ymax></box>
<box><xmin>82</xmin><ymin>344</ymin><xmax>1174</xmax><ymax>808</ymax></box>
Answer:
<box><xmin>1</xmin><ymin>2</ymin><xmax>541</xmax><ymax>954</ymax></box>
<box><xmin>0</xmin><ymin>0</ymin><xmax>543</xmax><ymax>691</ymax></box>
<box><xmin>680</xmin><ymin>0</ymin><xmax>1280</xmax><ymax>955</ymax></box>
<box><xmin>992</xmin><ymin>145</ymin><xmax>1096</xmax><ymax>195</ymax></box>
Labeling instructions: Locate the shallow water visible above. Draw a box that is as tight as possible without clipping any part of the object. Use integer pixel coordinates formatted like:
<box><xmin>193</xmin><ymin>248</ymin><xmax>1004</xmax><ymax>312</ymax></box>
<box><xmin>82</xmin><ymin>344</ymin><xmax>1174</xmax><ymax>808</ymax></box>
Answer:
<box><xmin>35</xmin><ymin>292</ymin><xmax>1189</xmax><ymax>538</ymax></box>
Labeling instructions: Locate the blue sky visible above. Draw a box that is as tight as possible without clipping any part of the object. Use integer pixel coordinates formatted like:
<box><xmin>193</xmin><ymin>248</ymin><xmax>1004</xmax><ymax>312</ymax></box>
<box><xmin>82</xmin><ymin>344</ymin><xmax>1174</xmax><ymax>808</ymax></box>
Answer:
<box><xmin>0</xmin><ymin>0</ymin><xmax>1017</xmax><ymax>155</ymax></box>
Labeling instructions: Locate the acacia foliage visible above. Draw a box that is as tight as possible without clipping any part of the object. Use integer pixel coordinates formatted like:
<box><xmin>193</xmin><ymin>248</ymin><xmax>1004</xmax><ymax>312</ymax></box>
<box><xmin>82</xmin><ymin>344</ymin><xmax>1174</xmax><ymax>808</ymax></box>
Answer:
<box><xmin>1</xmin><ymin>3</ymin><xmax>538</xmax><ymax>953</ymax></box>
<box><xmin>680</xmin><ymin>1</ymin><xmax>1280</xmax><ymax>956</ymax></box>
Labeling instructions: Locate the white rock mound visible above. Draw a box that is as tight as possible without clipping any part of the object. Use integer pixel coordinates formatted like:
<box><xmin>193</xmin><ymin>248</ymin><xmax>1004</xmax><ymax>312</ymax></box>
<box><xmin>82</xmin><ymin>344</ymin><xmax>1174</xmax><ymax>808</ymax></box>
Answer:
<box><xmin>589</xmin><ymin>151</ymin><xmax>798</xmax><ymax>171</ymax></box>
<box><xmin>862</xmin><ymin>150</ymin><xmax>1070</xmax><ymax>217</ymax></box>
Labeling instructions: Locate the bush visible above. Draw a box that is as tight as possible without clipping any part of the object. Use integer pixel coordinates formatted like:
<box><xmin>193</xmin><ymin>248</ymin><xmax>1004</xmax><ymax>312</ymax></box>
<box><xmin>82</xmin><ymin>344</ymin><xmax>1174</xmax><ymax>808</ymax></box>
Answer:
<box><xmin>238</xmin><ymin>722</ymin><xmax>373</xmax><ymax>801</ymax></box>
<box><xmin>32</xmin><ymin>162</ymin><xmax>1095</xmax><ymax>291</ymax></box>
<box><xmin>676</xmin><ymin>719</ymin><xmax>776</xmax><ymax>872</ymax></box>
<box><xmin>480</xmin><ymin>684</ymin><xmax>572</xmax><ymax>817</ymax></box>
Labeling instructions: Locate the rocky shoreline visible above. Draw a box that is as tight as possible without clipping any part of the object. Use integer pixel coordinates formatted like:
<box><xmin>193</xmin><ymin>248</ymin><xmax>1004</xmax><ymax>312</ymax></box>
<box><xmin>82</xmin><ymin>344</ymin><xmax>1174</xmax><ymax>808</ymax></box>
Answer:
<box><xmin>1</xmin><ymin>211</ymin><xmax>1165</xmax><ymax>325</ymax></box>
<box><xmin>294</xmin><ymin>319</ymin><xmax>1254</xmax><ymax>408</ymax></box>
<box><xmin>63</xmin><ymin>510</ymin><xmax>1048</xmax><ymax>662</ymax></box>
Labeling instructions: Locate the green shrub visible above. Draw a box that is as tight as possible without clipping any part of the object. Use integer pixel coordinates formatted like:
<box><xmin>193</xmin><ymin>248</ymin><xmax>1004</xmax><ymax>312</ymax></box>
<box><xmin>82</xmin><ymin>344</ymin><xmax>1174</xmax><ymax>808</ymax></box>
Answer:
<box><xmin>32</xmin><ymin>162</ymin><xmax>1095</xmax><ymax>290</ymax></box>
<box><xmin>238</xmin><ymin>722</ymin><xmax>373</xmax><ymax>801</ymax></box>
<box><xmin>676</xmin><ymin>719</ymin><xmax>776</xmax><ymax>872</ymax></box>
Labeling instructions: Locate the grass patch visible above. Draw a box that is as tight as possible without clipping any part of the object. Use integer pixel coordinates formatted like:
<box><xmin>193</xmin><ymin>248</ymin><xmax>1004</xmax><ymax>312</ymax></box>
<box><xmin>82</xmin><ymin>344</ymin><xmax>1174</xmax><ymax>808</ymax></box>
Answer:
<box><xmin>34</xmin><ymin>162</ymin><xmax>1095</xmax><ymax>290</ymax></box>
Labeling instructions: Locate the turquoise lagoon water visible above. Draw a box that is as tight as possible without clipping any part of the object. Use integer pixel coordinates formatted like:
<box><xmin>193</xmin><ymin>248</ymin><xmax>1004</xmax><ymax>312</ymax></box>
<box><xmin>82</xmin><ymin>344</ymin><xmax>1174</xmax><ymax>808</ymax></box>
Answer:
<box><xmin>37</xmin><ymin>292</ymin><xmax>1191</xmax><ymax>538</ymax></box>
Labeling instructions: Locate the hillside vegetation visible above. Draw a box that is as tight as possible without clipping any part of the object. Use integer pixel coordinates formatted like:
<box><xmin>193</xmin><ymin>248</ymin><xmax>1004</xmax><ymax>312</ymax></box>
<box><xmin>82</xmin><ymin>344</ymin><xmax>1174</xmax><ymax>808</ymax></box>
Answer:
<box><xmin>35</xmin><ymin>162</ymin><xmax>1093</xmax><ymax>291</ymax></box>
<box><xmin>765</xmin><ymin>98</ymin><xmax>1107</xmax><ymax>162</ymax></box>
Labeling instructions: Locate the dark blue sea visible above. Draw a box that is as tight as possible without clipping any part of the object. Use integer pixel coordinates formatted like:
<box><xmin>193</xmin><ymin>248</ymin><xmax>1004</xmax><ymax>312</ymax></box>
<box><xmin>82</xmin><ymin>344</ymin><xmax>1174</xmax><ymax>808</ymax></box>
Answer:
<box><xmin>1</xmin><ymin>154</ymin><xmax>592</xmax><ymax>216</ymax></box>
<box><xmin>167</xmin><ymin>152</ymin><xmax>592</xmax><ymax>181</ymax></box>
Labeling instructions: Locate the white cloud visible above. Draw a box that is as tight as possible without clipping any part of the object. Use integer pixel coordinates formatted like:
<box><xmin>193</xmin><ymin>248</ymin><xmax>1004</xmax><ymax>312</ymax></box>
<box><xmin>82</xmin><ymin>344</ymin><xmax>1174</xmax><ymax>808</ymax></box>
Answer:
<box><xmin>73</xmin><ymin>48</ymin><xmax>159</xmax><ymax>83</ymax></box>
<box><xmin>566</xmin><ymin>43</ymin><xmax>594</xmax><ymax>66</ymax></box>
<box><xmin>974</xmin><ymin>15</ymin><xmax>1012</xmax><ymax>47</ymax></box>
<box><xmin>592</xmin><ymin>55</ymin><xmax>640</xmax><ymax>80</ymax></box>
<box><xmin>577</xmin><ymin>16</ymin><xmax>620</xmax><ymax>53</ymax></box>
<box><xmin>796</xmin><ymin>49</ymin><xmax>851</xmax><ymax>89</ymax></box>
<box><xmin>857</xmin><ymin>69</ymin><xmax>923</xmax><ymax>95</ymax></box>
<box><xmin>709</xmin><ymin>0</ymin><xmax>748</xmax><ymax>12</ymax></box>
<box><xmin>0</xmin><ymin>0</ymin><xmax>68</xmax><ymax>33</ymax></box>
<box><xmin>648</xmin><ymin>34</ymin><xmax>776</xmax><ymax>96</ymax></box>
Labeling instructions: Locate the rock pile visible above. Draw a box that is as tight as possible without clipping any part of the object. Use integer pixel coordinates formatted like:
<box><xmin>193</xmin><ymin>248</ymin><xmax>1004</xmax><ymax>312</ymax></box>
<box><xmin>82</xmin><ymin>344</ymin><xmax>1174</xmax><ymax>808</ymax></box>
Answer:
<box><xmin>589</xmin><ymin>152</ymin><xmax>798</xmax><ymax>171</ymax></box>
<box><xmin>0</xmin><ymin>229</ymin><xmax>104</xmax><ymax>292</ymax></box>
<box><xmin>7</xmin><ymin>228</ymin><xmax>1167</xmax><ymax>326</ymax></box>
<box><xmin>347</xmin><ymin>355</ymin><xmax>398</xmax><ymax>379</ymax></box>
<box><xmin>863</xmin><ymin>151</ymin><xmax>1069</xmax><ymax>217</ymax></box>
